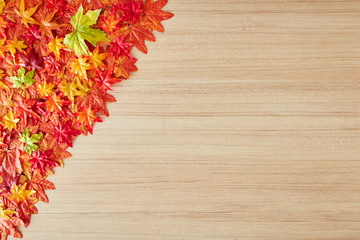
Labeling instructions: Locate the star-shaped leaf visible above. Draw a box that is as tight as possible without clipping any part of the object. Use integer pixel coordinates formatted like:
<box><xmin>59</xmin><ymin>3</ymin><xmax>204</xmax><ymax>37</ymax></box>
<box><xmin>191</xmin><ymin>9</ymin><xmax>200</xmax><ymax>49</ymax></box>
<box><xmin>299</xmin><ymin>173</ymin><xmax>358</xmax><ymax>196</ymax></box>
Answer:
<box><xmin>14</xmin><ymin>0</ymin><xmax>41</xmax><ymax>28</ymax></box>
<box><xmin>9</xmin><ymin>183</ymin><xmax>35</xmax><ymax>203</ymax></box>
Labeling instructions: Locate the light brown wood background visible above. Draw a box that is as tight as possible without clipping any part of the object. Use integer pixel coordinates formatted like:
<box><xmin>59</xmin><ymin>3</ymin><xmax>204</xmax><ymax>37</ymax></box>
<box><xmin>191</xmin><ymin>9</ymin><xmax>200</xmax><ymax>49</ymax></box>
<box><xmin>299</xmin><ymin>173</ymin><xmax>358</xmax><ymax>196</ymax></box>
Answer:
<box><xmin>13</xmin><ymin>0</ymin><xmax>360</xmax><ymax>239</ymax></box>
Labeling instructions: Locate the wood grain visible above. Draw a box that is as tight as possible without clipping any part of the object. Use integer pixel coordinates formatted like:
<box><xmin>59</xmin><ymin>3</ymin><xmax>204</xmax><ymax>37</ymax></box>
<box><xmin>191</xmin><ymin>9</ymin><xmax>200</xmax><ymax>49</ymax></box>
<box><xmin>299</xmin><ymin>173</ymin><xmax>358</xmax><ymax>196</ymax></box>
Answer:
<box><xmin>14</xmin><ymin>1</ymin><xmax>360</xmax><ymax>239</ymax></box>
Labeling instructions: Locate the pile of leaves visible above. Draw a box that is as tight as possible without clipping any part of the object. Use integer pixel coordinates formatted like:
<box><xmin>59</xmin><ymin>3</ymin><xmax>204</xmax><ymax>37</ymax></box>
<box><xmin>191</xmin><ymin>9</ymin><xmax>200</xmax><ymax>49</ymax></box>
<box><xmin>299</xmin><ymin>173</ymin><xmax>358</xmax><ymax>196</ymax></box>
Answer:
<box><xmin>0</xmin><ymin>0</ymin><xmax>173</xmax><ymax>238</ymax></box>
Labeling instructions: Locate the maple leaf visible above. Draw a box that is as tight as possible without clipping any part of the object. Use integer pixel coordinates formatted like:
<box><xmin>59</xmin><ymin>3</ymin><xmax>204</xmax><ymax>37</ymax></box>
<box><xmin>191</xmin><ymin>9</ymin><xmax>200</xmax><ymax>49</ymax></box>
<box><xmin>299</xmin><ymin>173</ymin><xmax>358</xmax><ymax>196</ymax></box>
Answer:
<box><xmin>70</xmin><ymin>56</ymin><xmax>91</xmax><ymax>79</ymax></box>
<box><xmin>0</xmin><ymin>167</ymin><xmax>21</xmax><ymax>194</ymax></box>
<box><xmin>63</xmin><ymin>5</ymin><xmax>109</xmax><ymax>56</ymax></box>
<box><xmin>113</xmin><ymin>56</ymin><xmax>138</xmax><ymax>79</ymax></box>
<box><xmin>94</xmin><ymin>68</ymin><xmax>121</xmax><ymax>92</ymax></box>
<box><xmin>9</xmin><ymin>67</ymin><xmax>35</xmax><ymax>89</ymax></box>
<box><xmin>20</xmin><ymin>25</ymin><xmax>42</xmax><ymax>45</ymax></box>
<box><xmin>53</xmin><ymin>120</ymin><xmax>81</xmax><ymax>147</ymax></box>
<box><xmin>13</xmin><ymin>95</ymin><xmax>40</xmax><ymax>125</ymax></box>
<box><xmin>9</xmin><ymin>183</ymin><xmax>35</xmax><ymax>203</ymax></box>
<box><xmin>44</xmin><ymin>92</ymin><xmax>70</xmax><ymax>117</ymax></box>
<box><xmin>18</xmin><ymin>48</ymin><xmax>44</xmax><ymax>71</ymax></box>
<box><xmin>14</xmin><ymin>0</ymin><xmax>41</xmax><ymax>28</ymax></box>
<box><xmin>0</xmin><ymin>147</ymin><xmax>21</xmax><ymax>178</ymax></box>
<box><xmin>116</xmin><ymin>0</ymin><xmax>143</xmax><ymax>24</ymax></box>
<box><xmin>75</xmin><ymin>107</ymin><xmax>102</xmax><ymax>134</ymax></box>
<box><xmin>42</xmin><ymin>55</ymin><xmax>61</xmax><ymax>75</ymax></box>
<box><xmin>5</xmin><ymin>37</ymin><xmax>27</xmax><ymax>55</ymax></box>
<box><xmin>59</xmin><ymin>79</ymin><xmax>80</xmax><ymax>106</ymax></box>
<box><xmin>0</xmin><ymin>205</ymin><xmax>16</xmax><ymax>220</ymax></box>
<box><xmin>77</xmin><ymin>88</ymin><xmax>116</xmax><ymax>117</ymax></box>
<box><xmin>25</xmin><ymin>172</ymin><xmax>55</xmax><ymax>203</ymax></box>
<box><xmin>38</xmin><ymin>9</ymin><xmax>63</xmax><ymax>38</ymax></box>
<box><xmin>47</xmin><ymin>37</ymin><xmax>64</xmax><ymax>60</ymax></box>
<box><xmin>1</xmin><ymin>109</ymin><xmax>20</xmax><ymax>131</ymax></box>
<box><xmin>87</xmin><ymin>46</ymin><xmax>107</xmax><ymax>69</ymax></box>
<box><xmin>109</xmin><ymin>36</ymin><xmax>133</xmax><ymax>59</ymax></box>
<box><xmin>118</xmin><ymin>21</ymin><xmax>155</xmax><ymax>53</ymax></box>
<box><xmin>29</xmin><ymin>149</ymin><xmax>57</xmax><ymax>176</ymax></box>
<box><xmin>40</xmin><ymin>134</ymin><xmax>71</xmax><ymax>167</ymax></box>
<box><xmin>142</xmin><ymin>0</ymin><xmax>174</xmax><ymax>32</ymax></box>
<box><xmin>99</xmin><ymin>9</ymin><xmax>121</xmax><ymax>34</ymax></box>
<box><xmin>18</xmin><ymin>128</ymin><xmax>42</xmax><ymax>154</ymax></box>
<box><xmin>36</xmin><ymin>81</ymin><xmax>54</xmax><ymax>98</ymax></box>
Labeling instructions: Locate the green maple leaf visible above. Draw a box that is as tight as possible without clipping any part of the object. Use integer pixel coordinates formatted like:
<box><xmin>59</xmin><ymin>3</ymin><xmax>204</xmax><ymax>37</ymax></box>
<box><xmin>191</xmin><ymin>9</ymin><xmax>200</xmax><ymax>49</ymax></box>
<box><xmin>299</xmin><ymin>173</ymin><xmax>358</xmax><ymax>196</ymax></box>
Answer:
<box><xmin>9</xmin><ymin>67</ymin><xmax>35</xmax><ymax>88</ymax></box>
<box><xmin>19</xmin><ymin>128</ymin><xmax>42</xmax><ymax>154</ymax></box>
<box><xmin>63</xmin><ymin>5</ymin><xmax>109</xmax><ymax>56</ymax></box>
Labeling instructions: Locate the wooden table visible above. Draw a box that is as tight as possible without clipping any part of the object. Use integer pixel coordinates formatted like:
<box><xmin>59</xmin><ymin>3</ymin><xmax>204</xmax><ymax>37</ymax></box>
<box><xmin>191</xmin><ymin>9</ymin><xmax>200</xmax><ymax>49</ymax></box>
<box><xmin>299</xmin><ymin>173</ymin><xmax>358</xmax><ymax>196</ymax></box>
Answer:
<box><xmin>18</xmin><ymin>1</ymin><xmax>360</xmax><ymax>239</ymax></box>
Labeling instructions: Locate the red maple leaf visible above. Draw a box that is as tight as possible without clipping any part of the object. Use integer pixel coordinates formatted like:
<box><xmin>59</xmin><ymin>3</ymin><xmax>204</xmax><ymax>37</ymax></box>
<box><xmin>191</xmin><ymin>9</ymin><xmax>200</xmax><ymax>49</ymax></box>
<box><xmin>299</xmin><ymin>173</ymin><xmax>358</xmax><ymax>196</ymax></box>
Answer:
<box><xmin>116</xmin><ymin>0</ymin><xmax>143</xmax><ymax>24</ymax></box>
<box><xmin>29</xmin><ymin>149</ymin><xmax>58</xmax><ymax>176</ymax></box>
<box><xmin>108</xmin><ymin>36</ymin><xmax>133</xmax><ymax>59</ymax></box>
<box><xmin>94</xmin><ymin>68</ymin><xmax>121</xmax><ymax>92</ymax></box>
<box><xmin>53</xmin><ymin>120</ymin><xmax>81</xmax><ymax>147</ymax></box>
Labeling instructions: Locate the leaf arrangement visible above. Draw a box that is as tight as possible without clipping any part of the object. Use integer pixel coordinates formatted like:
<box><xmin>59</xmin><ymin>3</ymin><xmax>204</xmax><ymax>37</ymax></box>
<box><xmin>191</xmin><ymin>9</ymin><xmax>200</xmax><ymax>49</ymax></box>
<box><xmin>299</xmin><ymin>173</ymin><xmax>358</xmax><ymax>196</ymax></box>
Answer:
<box><xmin>0</xmin><ymin>0</ymin><xmax>173</xmax><ymax>238</ymax></box>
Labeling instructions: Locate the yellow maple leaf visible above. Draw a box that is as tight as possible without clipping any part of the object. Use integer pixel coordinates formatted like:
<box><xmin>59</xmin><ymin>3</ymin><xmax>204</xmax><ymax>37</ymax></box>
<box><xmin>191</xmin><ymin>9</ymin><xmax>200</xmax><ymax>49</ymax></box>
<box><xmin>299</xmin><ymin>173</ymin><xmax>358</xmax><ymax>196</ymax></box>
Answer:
<box><xmin>59</xmin><ymin>80</ymin><xmax>80</xmax><ymax>107</ymax></box>
<box><xmin>70</xmin><ymin>56</ymin><xmax>91</xmax><ymax>80</ymax></box>
<box><xmin>47</xmin><ymin>37</ymin><xmax>64</xmax><ymax>59</ymax></box>
<box><xmin>6</xmin><ymin>37</ymin><xmax>27</xmax><ymax>55</ymax></box>
<box><xmin>36</xmin><ymin>81</ymin><xmax>54</xmax><ymax>97</ymax></box>
<box><xmin>0</xmin><ymin>204</ymin><xmax>16</xmax><ymax>220</ymax></box>
<box><xmin>10</xmin><ymin>183</ymin><xmax>36</xmax><ymax>203</ymax></box>
<box><xmin>75</xmin><ymin>76</ymin><xmax>90</xmax><ymax>97</ymax></box>
<box><xmin>1</xmin><ymin>108</ymin><xmax>19</xmax><ymax>131</ymax></box>
<box><xmin>87</xmin><ymin>47</ymin><xmax>107</xmax><ymax>69</ymax></box>
<box><xmin>14</xmin><ymin>0</ymin><xmax>41</xmax><ymax>28</ymax></box>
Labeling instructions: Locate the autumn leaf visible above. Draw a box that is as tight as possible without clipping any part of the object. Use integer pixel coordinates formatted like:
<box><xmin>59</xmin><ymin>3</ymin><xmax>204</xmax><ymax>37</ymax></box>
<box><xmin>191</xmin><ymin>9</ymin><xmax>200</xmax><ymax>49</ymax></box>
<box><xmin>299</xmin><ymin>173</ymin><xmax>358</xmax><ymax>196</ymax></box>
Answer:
<box><xmin>29</xmin><ymin>149</ymin><xmax>57</xmax><ymax>176</ymax></box>
<box><xmin>18</xmin><ymin>48</ymin><xmax>44</xmax><ymax>71</ymax></box>
<box><xmin>18</xmin><ymin>128</ymin><xmax>42</xmax><ymax>154</ymax></box>
<box><xmin>9</xmin><ymin>183</ymin><xmax>35</xmax><ymax>203</ymax></box>
<box><xmin>75</xmin><ymin>107</ymin><xmax>102</xmax><ymax>134</ymax></box>
<box><xmin>118</xmin><ymin>22</ymin><xmax>155</xmax><ymax>53</ymax></box>
<box><xmin>70</xmin><ymin>56</ymin><xmax>91</xmax><ymax>79</ymax></box>
<box><xmin>38</xmin><ymin>9</ymin><xmax>63</xmax><ymax>38</ymax></box>
<box><xmin>63</xmin><ymin>5</ymin><xmax>109</xmax><ymax>56</ymax></box>
<box><xmin>94</xmin><ymin>69</ymin><xmax>121</xmax><ymax>92</ymax></box>
<box><xmin>113</xmin><ymin>56</ymin><xmax>138</xmax><ymax>79</ymax></box>
<box><xmin>14</xmin><ymin>0</ymin><xmax>41</xmax><ymax>28</ymax></box>
<box><xmin>44</xmin><ymin>93</ymin><xmax>70</xmax><ymax>117</ymax></box>
<box><xmin>47</xmin><ymin>37</ymin><xmax>64</xmax><ymax>60</ymax></box>
<box><xmin>142</xmin><ymin>0</ymin><xmax>174</xmax><ymax>32</ymax></box>
<box><xmin>36</xmin><ymin>81</ymin><xmax>54</xmax><ymax>98</ymax></box>
<box><xmin>87</xmin><ymin>46</ymin><xmax>107</xmax><ymax>69</ymax></box>
<box><xmin>25</xmin><ymin>172</ymin><xmax>55</xmax><ymax>203</ymax></box>
<box><xmin>5</xmin><ymin>37</ymin><xmax>27</xmax><ymax>55</ymax></box>
<box><xmin>1</xmin><ymin>109</ymin><xmax>20</xmax><ymax>131</ymax></box>
<box><xmin>9</xmin><ymin>67</ymin><xmax>35</xmax><ymax>89</ymax></box>
<box><xmin>0</xmin><ymin>205</ymin><xmax>16</xmax><ymax>220</ymax></box>
<box><xmin>53</xmin><ymin>120</ymin><xmax>81</xmax><ymax>147</ymax></box>
<box><xmin>109</xmin><ymin>36</ymin><xmax>133</xmax><ymax>59</ymax></box>
<box><xmin>116</xmin><ymin>0</ymin><xmax>143</xmax><ymax>24</ymax></box>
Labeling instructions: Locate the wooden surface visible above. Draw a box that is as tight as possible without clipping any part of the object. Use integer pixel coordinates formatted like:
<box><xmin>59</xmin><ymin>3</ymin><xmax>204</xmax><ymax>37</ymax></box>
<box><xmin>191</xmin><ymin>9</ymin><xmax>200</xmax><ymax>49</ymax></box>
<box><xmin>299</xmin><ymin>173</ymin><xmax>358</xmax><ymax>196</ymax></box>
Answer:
<box><xmin>15</xmin><ymin>1</ymin><xmax>360</xmax><ymax>239</ymax></box>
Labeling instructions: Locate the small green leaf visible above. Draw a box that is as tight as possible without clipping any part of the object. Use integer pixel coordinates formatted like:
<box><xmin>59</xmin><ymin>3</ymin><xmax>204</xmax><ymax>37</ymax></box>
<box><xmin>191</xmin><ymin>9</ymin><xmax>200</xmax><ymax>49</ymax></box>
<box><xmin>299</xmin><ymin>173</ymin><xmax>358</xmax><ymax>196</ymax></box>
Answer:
<box><xmin>19</xmin><ymin>128</ymin><xmax>42</xmax><ymax>154</ymax></box>
<box><xmin>9</xmin><ymin>67</ymin><xmax>35</xmax><ymax>88</ymax></box>
<box><xmin>63</xmin><ymin>5</ymin><xmax>109</xmax><ymax>56</ymax></box>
